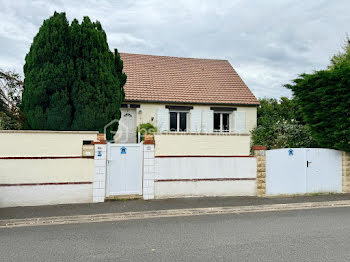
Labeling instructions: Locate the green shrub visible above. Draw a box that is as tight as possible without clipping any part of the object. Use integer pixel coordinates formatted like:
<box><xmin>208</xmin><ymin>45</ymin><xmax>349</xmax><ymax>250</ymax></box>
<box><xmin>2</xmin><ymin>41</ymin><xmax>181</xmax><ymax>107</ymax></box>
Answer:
<box><xmin>251</xmin><ymin>97</ymin><xmax>318</xmax><ymax>149</ymax></box>
<box><xmin>136</xmin><ymin>123</ymin><xmax>157</xmax><ymax>141</ymax></box>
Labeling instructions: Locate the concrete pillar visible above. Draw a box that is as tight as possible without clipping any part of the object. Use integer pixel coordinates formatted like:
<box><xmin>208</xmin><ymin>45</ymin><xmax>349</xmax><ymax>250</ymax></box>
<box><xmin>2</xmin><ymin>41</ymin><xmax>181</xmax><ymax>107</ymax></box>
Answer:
<box><xmin>93</xmin><ymin>135</ymin><xmax>107</xmax><ymax>203</ymax></box>
<box><xmin>143</xmin><ymin>135</ymin><xmax>155</xmax><ymax>200</ymax></box>
<box><xmin>252</xmin><ymin>145</ymin><xmax>267</xmax><ymax>197</ymax></box>
<box><xmin>343</xmin><ymin>152</ymin><xmax>350</xmax><ymax>193</ymax></box>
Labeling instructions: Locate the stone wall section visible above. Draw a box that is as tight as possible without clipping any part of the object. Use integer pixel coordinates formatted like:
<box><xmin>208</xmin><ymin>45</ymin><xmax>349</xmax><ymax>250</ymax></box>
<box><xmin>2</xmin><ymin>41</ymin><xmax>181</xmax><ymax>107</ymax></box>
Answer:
<box><xmin>343</xmin><ymin>152</ymin><xmax>350</xmax><ymax>193</ymax></box>
<box><xmin>252</xmin><ymin>146</ymin><xmax>267</xmax><ymax>197</ymax></box>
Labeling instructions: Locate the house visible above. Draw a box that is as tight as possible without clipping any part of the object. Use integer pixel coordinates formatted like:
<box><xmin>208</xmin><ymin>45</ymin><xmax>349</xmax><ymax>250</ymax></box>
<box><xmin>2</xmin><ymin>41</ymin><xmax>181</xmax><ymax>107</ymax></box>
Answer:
<box><xmin>0</xmin><ymin>53</ymin><xmax>260</xmax><ymax>206</ymax></box>
<box><xmin>116</xmin><ymin>52</ymin><xmax>259</xmax><ymax>155</ymax></box>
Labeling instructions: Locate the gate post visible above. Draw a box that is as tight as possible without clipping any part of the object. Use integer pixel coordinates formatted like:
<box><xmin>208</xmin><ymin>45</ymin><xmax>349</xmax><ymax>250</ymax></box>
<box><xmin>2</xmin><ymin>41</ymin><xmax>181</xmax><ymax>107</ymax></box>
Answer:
<box><xmin>343</xmin><ymin>152</ymin><xmax>350</xmax><ymax>193</ymax></box>
<box><xmin>92</xmin><ymin>135</ymin><xmax>107</xmax><ymax>203</ymax></box>
<box><xmin>252</xmin><ymin>145</ymin><xmax>267</xmax><ymax>197</ymax></box>
<box><xmin>143</xmin><ymin>135</ymin><xmax>155</xmax><ymax>200</ymax></box>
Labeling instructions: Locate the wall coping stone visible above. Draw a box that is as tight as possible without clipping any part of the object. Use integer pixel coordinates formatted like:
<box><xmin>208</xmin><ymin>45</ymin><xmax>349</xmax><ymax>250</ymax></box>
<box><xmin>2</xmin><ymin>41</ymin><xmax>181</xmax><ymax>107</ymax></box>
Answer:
<box><xmin>252</xmin><ymin>145</ymin><xmax>267</xmax><ymax>151</ymax></box>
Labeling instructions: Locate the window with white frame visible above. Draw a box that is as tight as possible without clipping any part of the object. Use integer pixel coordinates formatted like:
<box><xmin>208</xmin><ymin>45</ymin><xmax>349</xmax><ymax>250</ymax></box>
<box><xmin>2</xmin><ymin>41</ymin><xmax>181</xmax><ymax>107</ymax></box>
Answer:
<box><xmin>165</xmin><ymin>105</ymin><xmax>193</xmax><ymax>132</ymax></box>
<box><xmin>213</xmin><ymin>112</ymin><xmax>231</xmax><ymax>132</ymax></box>
<box><xmin>169</xmin><ymin>111</ymin><xmax>188</xmax><ymax>132</ymax></box>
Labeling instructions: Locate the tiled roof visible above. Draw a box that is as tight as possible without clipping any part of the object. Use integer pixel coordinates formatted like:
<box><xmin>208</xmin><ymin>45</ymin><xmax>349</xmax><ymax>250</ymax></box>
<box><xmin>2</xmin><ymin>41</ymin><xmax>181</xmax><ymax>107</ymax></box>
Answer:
<box><xmin>120</xmin><ymin>53</ymin><xmax>259</xmax><ymax>105</ymax></box>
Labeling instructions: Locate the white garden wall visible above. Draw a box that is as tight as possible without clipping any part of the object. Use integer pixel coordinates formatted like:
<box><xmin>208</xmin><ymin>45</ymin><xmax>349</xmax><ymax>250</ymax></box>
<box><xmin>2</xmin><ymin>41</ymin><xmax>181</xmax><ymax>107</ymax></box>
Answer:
<box><xmin>1</xmin><ymin>159</ymin><xmax>94</xmax><ymax>184</ymax></box>
<box><xmin>153</xmin><ymin>156</ymin><xmax>256</xmax><ymax>198</ymax></box>
<box><xmin>0</xmin><ymin>184</ymin><xmax>92</xmax><ymax>208</ymax></box>
<box><xmin>0</xmin><ymin>130</ymin><xmax>98</xmax><ymax>208</ymax></box>
<box><xmin>154</xmin><ymin>133</ymin><xmax>251</xmax><ymax>156</ymax></box>
<box><xmin>156</xmin><ymin>157</ymin><xmax>256</xmax><ymax>179</ymax></box>
<box><xmin>0</xmin><ymin>130</ymin><xmax>97</xmax><ymax>157</ymax></box>
<box><xmin>154</xmin><ymin>180</ymin><xmax>255</xmax><ymax>198</ymax></box>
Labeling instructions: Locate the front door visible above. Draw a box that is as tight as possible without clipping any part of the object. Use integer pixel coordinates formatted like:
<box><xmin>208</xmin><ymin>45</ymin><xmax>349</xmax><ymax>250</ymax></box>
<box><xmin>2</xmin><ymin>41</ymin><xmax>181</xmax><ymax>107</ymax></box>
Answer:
<box><xmin>115</xmin><ymin>108</ymin><xmax>137</xmax><ymax>143</ymax></box>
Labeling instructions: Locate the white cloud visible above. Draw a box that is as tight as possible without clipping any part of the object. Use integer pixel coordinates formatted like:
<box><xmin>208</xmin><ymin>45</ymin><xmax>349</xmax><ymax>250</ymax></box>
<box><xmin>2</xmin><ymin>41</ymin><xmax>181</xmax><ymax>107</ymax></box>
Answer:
<box><xmin>0</xmin><ymin>0</ymin><xmax>349</xmax><ymax>98</ymax></box>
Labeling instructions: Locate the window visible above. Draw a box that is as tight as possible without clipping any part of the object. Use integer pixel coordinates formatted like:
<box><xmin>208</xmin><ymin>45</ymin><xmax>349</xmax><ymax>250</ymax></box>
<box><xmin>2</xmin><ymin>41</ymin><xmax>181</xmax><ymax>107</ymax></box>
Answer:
<box><xmin>214</xmin><ymin>112</ymin><xmax>230</xmax><ymax>132</ymax></box>
<box><xmin>170</xmin><ymin>111</ymin><xmax>188</xmax><ymax>132</ymax></box>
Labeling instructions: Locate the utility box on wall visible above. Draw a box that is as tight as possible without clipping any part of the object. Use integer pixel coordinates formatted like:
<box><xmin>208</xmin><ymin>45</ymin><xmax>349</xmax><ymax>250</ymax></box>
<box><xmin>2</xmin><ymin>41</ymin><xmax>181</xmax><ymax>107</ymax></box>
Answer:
<box><xmin>82</xmin><ymin>142</ymin><xmax>94</xmax><ymax>157</ymax></box>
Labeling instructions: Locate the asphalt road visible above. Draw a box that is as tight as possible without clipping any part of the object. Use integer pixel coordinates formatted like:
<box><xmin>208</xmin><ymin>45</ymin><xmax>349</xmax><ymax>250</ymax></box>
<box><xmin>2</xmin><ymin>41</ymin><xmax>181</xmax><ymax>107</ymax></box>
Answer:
<box><xmin>1</xmin><ymin>207</ymin><xmax>350</xmax><ymax>261</ymax></box>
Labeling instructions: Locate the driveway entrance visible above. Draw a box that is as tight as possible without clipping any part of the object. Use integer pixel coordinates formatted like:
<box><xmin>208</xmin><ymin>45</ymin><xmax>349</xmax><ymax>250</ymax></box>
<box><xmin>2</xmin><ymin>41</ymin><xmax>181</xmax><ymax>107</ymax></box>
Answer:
<box><xmin>266</xmin><ymin>148</ymin><xmax>342</xmax><ymax>195</ymax></box>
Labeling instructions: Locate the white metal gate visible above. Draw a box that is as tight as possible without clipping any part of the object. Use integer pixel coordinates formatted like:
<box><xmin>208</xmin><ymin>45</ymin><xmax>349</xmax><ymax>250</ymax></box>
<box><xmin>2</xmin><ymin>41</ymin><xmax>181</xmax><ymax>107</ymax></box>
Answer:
<box><xmin>106</xmin><ymin>143</ymin><xmax>143</xmax><ymax>196</ymax></box>
<box><xmin>266</xmin><ymin>148</ymin><xmax>342</xmax><ymax>195</ymax></box>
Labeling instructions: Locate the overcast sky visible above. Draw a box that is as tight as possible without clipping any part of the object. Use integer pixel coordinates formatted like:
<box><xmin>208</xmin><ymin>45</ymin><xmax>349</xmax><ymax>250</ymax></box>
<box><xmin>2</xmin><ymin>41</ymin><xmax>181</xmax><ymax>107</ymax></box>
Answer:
<box><xmin>0</xmin><ymin>0</ymin><xmax>349</xmax><ymax>99</ymax></box>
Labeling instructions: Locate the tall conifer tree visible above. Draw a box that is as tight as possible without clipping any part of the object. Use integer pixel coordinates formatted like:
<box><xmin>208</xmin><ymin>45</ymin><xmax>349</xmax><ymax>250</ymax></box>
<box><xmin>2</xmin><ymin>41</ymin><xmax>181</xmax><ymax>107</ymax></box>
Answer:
<box><xmin>23</xmin><ymin>12</ymin><xmax>73</xmax><ymax>130</ymax></box>
<box><xmin>70</xmin><ymin>17</ymin><xmax>125</xmax><ymax>134</ymax></box>
<box><xmin>22</xmin><ymin>12</ymin><xmax>126</xmax><ymax>134</ymax></box>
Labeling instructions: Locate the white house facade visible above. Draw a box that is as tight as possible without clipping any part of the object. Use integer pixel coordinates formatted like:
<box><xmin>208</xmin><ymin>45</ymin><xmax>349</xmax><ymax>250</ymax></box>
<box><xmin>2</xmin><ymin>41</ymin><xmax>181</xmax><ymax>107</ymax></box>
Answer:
<box><xmin>115</xmin><ymin>52</ymin><xmax>260</xmax><ymax>149</ymax></box>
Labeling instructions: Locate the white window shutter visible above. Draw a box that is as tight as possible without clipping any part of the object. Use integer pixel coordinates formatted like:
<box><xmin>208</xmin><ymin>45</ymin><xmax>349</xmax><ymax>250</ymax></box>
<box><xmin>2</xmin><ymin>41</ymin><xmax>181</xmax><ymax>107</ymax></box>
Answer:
<box><xmin>156</xmin><ymin>108</ymin><xmax>169</xmax><ymax>132</ymax></box>
<box><xmin>190</xmin><ymin>109</ymin><xmax>202</xmax><ymax>132</ymax></box>
<box><xmin>201</xmin><ymin>110</ymin><xmax>214</xmax><ymax>133</ymax></box>
<box><xmin>234</xmin><ymin>111</ymin><xmax>246</xmax><ymax>133</ymax></box>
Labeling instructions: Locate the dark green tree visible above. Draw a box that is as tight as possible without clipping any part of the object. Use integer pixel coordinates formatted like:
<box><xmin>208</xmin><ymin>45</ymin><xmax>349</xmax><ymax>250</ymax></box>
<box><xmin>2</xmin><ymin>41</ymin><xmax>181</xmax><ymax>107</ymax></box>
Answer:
<box><xmin>70</xmin><ymin>17</ymin><xmax>125</xmax><ymax>137</ymax></box>
<box><xmin>22</xmin><ymin>12</ymin><xmax>73</xmax><ymax>130</ymax></box>
<box><xmin>22</xmin><ymin>12</ymin><xmax>126</xmax><ymax>135</ymax></box>
<box><xmin>285</xmin><ymin>63</ymin><xmax>350</xmax><ymax>152</ymax></box>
